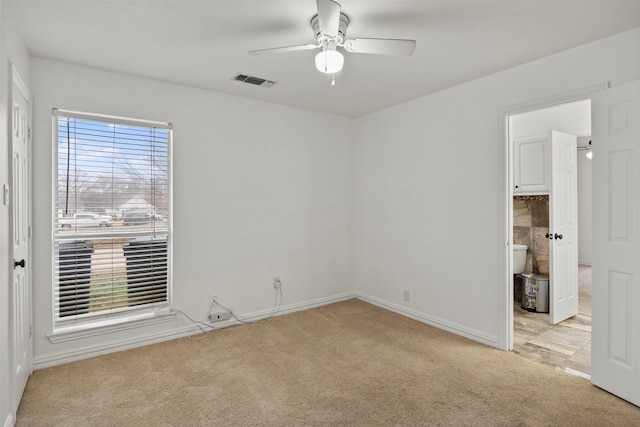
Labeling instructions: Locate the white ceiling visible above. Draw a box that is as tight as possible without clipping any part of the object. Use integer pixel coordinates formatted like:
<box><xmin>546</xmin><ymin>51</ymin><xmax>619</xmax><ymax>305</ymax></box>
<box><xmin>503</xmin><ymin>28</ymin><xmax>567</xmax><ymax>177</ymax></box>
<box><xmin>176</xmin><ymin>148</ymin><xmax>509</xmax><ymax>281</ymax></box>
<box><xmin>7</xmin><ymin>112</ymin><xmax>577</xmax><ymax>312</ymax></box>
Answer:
<box><xmin>5</xmin><ymin>0</ymin><xmax>640</xmax><ymax>117</ymax></box>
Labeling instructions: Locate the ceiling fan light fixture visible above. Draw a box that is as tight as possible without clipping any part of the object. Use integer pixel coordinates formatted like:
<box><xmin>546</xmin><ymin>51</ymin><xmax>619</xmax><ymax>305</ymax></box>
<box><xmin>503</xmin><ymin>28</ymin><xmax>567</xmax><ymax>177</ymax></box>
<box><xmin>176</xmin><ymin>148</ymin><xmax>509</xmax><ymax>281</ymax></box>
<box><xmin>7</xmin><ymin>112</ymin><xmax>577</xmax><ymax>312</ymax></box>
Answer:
<box><xmin>249</xmin><ymin>0</ymin><xmax>417</xmax><ymax>77</ymax></box>
<box><xmin>315</xmin><ymin>49</ymin><xmax>344</xmax><ymax>73</ymax></box>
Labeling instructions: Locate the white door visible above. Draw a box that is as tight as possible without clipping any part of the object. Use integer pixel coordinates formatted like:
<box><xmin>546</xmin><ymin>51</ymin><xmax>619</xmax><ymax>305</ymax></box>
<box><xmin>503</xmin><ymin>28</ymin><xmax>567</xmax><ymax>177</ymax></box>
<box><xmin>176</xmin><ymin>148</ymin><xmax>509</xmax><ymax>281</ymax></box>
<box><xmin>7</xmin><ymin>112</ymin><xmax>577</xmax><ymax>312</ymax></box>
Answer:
<box><xmin>549</xmin><ymin>130</ymin><xmax>579</xmax><ymax>324</ymax></box>
<box><xmin>11</xmin><ymin>66</ymin><xmax>33</xmax><ymax>414</ymax></box>
<box><xmin>591</xmin><ymin>80</ymin><xmax>640</xmax><ymax>406</ymax></box>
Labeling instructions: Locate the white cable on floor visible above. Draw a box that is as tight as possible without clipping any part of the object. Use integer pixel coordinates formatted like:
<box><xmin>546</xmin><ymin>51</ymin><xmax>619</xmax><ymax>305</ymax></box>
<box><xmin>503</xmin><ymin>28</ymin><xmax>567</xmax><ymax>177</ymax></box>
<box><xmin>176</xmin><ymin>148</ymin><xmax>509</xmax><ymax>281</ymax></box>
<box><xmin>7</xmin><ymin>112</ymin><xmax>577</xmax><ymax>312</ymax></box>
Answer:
<box><xmin>172</xmin><ymin>279</ymin><xmax>284</xmax><ymax>339</ymax></box>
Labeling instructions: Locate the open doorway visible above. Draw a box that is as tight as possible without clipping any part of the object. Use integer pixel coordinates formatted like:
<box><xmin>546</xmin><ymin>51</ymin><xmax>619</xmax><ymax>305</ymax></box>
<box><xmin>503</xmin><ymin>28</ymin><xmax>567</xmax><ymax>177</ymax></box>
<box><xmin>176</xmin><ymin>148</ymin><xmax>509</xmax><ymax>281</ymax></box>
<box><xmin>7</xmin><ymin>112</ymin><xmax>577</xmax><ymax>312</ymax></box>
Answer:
<box><xmin>508</xmin><ymin>99</ymin><xmax>592</xmax><ymax>378</ymax></box>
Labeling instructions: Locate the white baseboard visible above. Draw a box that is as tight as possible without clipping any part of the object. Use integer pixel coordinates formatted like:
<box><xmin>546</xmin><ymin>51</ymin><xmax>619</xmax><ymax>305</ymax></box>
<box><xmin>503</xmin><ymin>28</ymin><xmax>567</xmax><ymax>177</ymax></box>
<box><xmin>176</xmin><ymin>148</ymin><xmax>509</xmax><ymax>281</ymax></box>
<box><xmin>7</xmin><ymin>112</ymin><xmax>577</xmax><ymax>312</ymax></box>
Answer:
<box><xmin>211</xmin><ymin>291</ymin><xmax>356</xmax><ymax>326</ymax></box>
<box><xmin>34</xmin><ymin>291</ymin><xmax>356</xmax><ymax>370</ymax></box>
<box><xmin>2</xmin><ymin>412</ymin><xmax>14</xmax><ymax>427</ymax></box>
<box><xmin>34</xmin><ymin>291</ymin><xmax>500</xmax><ymax>369</ymax></box>
<box><xmin>355</xmin><ymin>292</ymin><xmax>500</xmax><ymax>349</ymax></box>
<box><xmin>34</xmin><ymin>325</ymin><xmax>194</xmax><ymax>369</ymax></box>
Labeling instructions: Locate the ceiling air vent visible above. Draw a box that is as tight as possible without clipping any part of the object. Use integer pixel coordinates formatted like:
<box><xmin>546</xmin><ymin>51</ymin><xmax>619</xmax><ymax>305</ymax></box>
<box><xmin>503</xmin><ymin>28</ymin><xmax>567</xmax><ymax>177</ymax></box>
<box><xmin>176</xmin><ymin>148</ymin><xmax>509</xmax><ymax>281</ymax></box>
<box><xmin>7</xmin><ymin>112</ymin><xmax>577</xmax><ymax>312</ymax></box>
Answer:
<box><xmin>233</xmin><ymin>73</ymin><xmax>277</xmax><ymax>88</ymax></box>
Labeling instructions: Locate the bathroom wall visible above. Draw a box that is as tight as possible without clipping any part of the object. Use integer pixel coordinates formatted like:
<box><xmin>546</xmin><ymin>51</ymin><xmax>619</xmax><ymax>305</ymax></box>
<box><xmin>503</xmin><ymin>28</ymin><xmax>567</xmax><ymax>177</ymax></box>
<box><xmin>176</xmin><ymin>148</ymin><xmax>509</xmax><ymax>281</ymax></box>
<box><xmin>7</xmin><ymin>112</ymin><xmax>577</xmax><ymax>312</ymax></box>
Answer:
<box><xmin>511</xmin><ymin>103</ymin><xmax>592</xmax><ymax>266</ymax></box>
<box><xmin>513</xmin><ymin>195</ymin><xmax>549</xmax><ymax>303</ymax></box>
<box><xmin>513</xmin><ymin>195</ymin><xmax>549</xmax><ymax>276</ymax></box>
<box><xmin>510</xmin><ymin>99</ymin><xmax>591</xmax><ymax>139</ymax></box>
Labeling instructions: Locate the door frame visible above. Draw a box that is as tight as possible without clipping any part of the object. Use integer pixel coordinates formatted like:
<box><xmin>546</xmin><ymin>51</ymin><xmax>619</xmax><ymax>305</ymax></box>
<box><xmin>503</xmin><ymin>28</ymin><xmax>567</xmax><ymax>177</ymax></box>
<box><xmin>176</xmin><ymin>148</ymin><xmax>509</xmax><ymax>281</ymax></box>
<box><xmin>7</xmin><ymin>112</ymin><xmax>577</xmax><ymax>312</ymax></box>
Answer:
<box><xmin>498</xmin><ymin>82</ymin><xmax>607</xmax><ymax>351</ymax></box>
<box><xmin>9</xmin><ymin>62</ymin><xmax>34</xmax><ymax>417</ymax></box>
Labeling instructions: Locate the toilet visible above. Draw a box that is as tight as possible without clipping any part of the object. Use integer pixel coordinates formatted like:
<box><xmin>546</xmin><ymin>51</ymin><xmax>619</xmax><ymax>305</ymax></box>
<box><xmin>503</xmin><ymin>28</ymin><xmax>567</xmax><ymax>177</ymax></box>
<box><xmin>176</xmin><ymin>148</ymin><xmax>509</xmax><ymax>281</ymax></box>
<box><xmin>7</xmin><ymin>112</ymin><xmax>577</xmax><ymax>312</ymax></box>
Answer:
<box><xmin>513</xmin><ymin>244</ymin><xmax>528</xmax><ymax>274</ymax></box>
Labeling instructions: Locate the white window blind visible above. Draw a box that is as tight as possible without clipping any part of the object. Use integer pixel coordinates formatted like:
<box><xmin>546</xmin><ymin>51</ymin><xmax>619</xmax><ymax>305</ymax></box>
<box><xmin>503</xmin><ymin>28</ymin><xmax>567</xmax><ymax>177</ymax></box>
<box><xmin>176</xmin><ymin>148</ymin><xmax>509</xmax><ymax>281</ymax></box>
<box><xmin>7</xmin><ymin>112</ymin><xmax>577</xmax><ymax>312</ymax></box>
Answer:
<box><xmin>52</xmin><ymin>109</ymin><xmax>171</xmax><ymax>325</ymax></box>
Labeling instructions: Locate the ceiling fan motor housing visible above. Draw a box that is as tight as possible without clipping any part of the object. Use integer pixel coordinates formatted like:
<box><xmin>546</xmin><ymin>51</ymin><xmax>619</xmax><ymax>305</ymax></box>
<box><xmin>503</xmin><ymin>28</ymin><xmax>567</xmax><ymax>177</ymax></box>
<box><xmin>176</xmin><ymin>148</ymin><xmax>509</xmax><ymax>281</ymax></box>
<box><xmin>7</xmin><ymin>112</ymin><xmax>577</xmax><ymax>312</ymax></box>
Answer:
<box><xmin>311</xmin><ymin>12</ymin><xmax>349</xmax><ymax>44</ymax></box>
<box><xmin>247</xmin><ymin>0</ymin><xmax>416</xmax><ymax>63</ymax></box>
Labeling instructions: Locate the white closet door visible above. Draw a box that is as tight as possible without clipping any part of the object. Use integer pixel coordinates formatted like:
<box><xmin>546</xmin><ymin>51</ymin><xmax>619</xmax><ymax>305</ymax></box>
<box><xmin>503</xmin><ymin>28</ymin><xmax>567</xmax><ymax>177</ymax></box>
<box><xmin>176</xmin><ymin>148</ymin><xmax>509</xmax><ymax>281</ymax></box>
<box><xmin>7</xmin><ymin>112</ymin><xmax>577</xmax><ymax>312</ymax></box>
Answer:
<box><xmin>591</xmin><ymin>80</ymin><xmax>640</xmax><ymax>406</ymax></box>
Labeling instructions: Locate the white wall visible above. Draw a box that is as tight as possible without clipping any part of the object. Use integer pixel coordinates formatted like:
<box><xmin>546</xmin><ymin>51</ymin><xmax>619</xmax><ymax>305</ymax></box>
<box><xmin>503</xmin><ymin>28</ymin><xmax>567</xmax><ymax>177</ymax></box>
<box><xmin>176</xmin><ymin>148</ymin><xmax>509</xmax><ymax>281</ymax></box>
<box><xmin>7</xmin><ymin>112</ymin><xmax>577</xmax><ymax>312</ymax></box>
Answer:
<box><xmin>577</xmin><ymin>136</ymin><xmax>593</xmax><ymax>265</ymax></box>
<box><xmin>510</xmin><ymin>99</ymin><xmax>591</xmax><ymax>139</ymax></box>
<box><xmin>31</xmin><ymin>58</ymin><xmax>355</xmax><ymax>366</ymax></box>
<box><xmin>354</xmin><ymin>28</ymin><xmax>640</xmax><ymax>348</ymax></box>
<box><xmin>0</xmin><ymin>1</ymin><xmax>32</xmax><ymax>424</ymax></box>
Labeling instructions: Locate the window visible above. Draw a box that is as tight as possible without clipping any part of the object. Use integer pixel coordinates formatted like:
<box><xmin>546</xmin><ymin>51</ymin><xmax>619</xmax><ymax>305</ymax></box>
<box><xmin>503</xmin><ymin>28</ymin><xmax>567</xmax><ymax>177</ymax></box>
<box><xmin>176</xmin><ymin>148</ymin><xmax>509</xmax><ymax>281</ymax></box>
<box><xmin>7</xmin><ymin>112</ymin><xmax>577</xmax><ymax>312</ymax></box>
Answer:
<box><xmin>52</xmin><ymin>109</ymin><xmax>171</xmax><ymax>327</ymax></box>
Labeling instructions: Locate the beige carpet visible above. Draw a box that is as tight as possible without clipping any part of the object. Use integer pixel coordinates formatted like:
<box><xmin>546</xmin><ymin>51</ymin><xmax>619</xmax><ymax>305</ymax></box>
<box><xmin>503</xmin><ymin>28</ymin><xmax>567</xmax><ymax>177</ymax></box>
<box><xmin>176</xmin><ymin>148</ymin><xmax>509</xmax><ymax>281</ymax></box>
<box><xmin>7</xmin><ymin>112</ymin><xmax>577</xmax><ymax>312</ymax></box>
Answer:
<box><xmin>17</xmin><ymin>299</ymin><xmax>640</xmax><ymax>426</ymax></box>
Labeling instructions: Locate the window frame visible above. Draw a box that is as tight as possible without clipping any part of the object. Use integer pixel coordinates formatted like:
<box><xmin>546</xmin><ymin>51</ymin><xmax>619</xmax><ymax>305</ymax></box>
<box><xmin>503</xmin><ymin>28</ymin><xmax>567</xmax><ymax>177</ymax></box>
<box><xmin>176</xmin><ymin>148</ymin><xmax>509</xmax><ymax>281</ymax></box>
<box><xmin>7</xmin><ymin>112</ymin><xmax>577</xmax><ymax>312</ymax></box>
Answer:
<box><xmin>51</xmin><ymin>108</ymin><xmax>173</xmax><ymax>332</ymax></box>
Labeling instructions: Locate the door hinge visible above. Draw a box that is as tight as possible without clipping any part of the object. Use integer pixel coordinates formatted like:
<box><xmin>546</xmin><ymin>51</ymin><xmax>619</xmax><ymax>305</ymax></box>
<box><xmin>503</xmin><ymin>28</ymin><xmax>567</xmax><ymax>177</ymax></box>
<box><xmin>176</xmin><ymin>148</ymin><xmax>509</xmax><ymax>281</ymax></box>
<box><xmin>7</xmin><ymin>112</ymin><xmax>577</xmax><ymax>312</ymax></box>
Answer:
<box><xmin>28</xmin><ymin>126</ymin><xmax>31</xmax><ymax>141</ymax></box>
<box><xmin>29</xmin><ymin>325</ymin><xmax>32</xmax><ymax>338</ymax></box>
<box><xmin>28</xmin><ymin>225</ymin><xmax>32</xmax><ymax>239</ymax></box>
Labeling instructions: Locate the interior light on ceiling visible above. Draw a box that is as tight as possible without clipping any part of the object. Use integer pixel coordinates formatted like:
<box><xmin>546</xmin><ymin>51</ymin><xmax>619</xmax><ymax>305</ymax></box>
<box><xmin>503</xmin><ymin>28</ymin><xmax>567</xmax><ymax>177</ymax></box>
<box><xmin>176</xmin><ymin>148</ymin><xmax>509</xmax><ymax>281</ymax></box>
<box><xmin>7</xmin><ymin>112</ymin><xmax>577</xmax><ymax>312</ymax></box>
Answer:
<box><xmin>315</xmin><ymin>49</ymin><xmax>344</xmax><ymax>74</ymax></box>
<box><xmin>586</xmin><ymin>151</ymin><xmax>593</xmax><ymax>160</ymax></box>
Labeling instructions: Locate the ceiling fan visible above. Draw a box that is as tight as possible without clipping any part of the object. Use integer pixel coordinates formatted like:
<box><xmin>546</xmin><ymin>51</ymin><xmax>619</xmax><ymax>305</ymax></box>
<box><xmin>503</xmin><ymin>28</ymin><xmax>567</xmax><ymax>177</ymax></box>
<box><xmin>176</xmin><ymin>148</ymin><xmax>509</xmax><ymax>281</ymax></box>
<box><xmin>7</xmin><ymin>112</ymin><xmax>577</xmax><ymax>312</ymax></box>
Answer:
<box><xmin>248</xmin><ymin>0</ymin><xmax>416</xmax><ymax>80</ymax></box>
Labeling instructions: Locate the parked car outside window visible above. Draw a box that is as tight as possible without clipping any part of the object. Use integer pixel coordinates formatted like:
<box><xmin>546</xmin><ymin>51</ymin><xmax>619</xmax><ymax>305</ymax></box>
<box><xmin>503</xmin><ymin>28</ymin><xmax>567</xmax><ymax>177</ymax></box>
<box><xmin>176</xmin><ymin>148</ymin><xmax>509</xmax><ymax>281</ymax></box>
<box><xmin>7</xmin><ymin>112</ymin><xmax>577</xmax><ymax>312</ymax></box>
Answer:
<box><xmin>123</xmin><ymin>211</ymin><xmax>153</xmax><ymax>225</ymax></box>
<box><xmin>59</xmin><ymin>213</ymin><xmax>113</xmax><ymax>228</ymax></box>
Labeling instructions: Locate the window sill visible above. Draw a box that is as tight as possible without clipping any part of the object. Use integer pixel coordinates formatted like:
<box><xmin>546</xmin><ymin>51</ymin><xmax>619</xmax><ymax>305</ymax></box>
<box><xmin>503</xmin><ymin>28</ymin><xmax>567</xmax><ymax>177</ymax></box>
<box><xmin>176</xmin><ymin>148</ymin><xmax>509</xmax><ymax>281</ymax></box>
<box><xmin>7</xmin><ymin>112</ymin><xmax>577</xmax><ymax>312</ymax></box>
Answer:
<box><xmin>47</xmin><ymin>308</ymin><xmax>176</xmax><ymax>344</ymax></box>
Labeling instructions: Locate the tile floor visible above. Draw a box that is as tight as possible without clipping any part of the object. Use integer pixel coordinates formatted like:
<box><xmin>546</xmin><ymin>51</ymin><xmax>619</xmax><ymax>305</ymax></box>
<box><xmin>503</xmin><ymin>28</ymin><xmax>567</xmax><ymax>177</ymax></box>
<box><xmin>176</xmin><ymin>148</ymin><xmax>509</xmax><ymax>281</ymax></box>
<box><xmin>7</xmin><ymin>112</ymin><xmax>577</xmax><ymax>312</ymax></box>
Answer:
<box><xmin>513</xmin><ymin>265</ymin><xmax>592</xmax><ymax>379</ymax></box>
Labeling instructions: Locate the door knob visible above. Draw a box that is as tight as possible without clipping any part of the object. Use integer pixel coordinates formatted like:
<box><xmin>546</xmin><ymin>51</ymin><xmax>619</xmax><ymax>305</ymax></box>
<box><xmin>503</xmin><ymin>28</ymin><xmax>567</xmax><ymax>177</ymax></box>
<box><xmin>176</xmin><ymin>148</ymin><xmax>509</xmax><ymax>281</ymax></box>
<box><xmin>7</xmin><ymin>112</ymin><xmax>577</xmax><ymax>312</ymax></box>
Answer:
<box><xmin>554</xmin><ymin>233</ymin><xmax>563</xmax><ymax>240</ymax></box>
<box><xmin>14</xmin><ymin>259</ymin><xmax>25</xmax><ymax>269</ymax></box>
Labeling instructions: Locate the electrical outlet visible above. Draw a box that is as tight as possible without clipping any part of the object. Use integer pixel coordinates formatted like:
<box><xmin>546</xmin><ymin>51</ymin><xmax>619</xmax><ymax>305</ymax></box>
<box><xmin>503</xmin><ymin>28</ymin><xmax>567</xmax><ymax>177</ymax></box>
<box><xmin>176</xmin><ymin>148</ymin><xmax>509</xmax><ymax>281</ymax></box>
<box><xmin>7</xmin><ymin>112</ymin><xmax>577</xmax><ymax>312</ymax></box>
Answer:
<box><xmin>273</xmin><ymin>276</ymin><xmax>281</xmax><ymax>289</ymax></box>
<box><xmin>403</xmin><ymin>290</ymin><xmax>411</xmax><ymax>302</ymax></box>
<box><xmin>208</xmin><ymin>308</ymin><xmax>232</xmax><ymax>322</ymax></box>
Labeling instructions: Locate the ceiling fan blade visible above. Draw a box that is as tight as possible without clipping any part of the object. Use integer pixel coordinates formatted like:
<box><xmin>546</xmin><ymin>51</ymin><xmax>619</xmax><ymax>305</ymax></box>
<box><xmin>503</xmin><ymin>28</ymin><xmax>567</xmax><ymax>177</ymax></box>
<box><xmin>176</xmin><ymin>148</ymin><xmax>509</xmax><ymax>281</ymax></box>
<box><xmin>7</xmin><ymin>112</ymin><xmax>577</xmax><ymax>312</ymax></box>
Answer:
<box><xmin>316</xmin><ymin>0</ymin><xmax>341</xmax><ymax>37</ymax></box>
<box><xmin>343</xmin><ymin>38</ymin><xmax>417</xmax><ymax>56</ymax></box>
<box><xmin>248</xmin><ymin>44</ymin><xmax>320</xmax><ymax>56</ymax></box>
